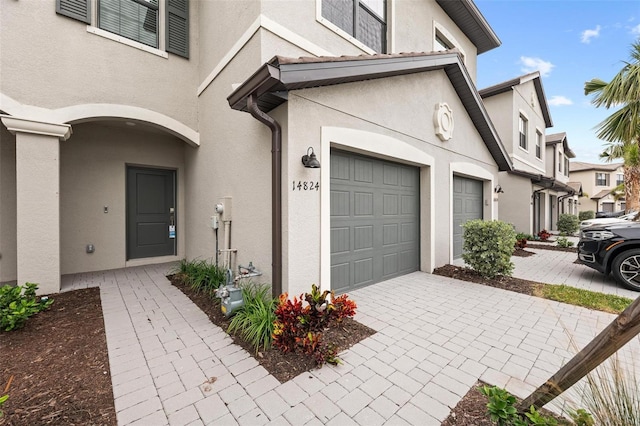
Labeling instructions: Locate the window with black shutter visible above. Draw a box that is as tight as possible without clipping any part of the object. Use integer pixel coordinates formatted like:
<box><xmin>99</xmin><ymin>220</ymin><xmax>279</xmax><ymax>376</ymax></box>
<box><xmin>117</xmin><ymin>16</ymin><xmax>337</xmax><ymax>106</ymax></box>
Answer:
<box><xmin>56</xmin><ymin>0</ymin><xmax>188</xmax><ymax>58</ymax></box>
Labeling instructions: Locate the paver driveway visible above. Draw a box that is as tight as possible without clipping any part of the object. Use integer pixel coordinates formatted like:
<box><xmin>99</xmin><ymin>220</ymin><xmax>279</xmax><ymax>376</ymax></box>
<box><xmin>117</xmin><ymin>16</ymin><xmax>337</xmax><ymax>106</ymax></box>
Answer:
<box><xmin>62</xmin><ymin>264</ymin><xmax>640</xmax><ymax>425</ymax></box>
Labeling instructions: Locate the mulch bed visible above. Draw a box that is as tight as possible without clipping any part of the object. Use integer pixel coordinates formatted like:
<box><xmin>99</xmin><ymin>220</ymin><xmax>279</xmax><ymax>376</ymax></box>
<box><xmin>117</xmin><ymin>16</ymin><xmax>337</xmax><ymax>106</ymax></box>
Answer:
<box><xmin>513</xmin><ymin>248</ymin><xmax>535</xmax><ymax>257</ymax></box>
<box><xmin>0</xmin><ymin>287</ymin><xmax>116</xmax><ymax>426</ymax></box>
<box><xmin>168</xmin><ymin>275</ymin><xmax>376</xmax><ymax>383</ymax></box>
<box><xmin>442</xmin><ymin>381</ymin><xmax>572</xmax><ymax>425</ymax></box>
<box><xmin>433</xmin><ymin>264</ymin><xmax>542</xmax><ymax>296</ymax></box>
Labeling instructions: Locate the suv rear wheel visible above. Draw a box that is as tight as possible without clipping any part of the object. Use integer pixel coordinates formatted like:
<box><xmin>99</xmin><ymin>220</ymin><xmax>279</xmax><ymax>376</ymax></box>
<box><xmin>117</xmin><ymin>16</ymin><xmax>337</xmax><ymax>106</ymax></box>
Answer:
<box><xmin>612</xmin><ymin>248</ymin><xmax>640</xmax><ymax>291</ymax></box>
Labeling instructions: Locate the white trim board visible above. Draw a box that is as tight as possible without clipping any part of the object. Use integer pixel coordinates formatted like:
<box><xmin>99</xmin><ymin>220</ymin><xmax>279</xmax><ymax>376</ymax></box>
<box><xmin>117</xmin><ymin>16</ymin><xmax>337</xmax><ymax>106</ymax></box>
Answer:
<box><xmin>197</xmin><ymin>15</ymin><xmax>334</xmax><ymax>97</ymax></box>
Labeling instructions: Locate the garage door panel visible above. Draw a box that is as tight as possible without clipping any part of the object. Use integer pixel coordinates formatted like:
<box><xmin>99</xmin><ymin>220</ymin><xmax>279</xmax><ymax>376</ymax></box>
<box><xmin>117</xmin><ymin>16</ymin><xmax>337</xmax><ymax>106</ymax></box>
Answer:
<box><xmin>402</xmin><ymin>168</ymin><xmax>417</xmax><ymax>188</ymax></box>
<box><xmin>401</xmin><ymin>195</ymin><xmax>416</xmax><ymax>214</ymax></box>
<box><xmin>354</xmin><ymin>192</ymin><xmax>374</xmax><ymax>216</ymax></box>
<box><xmin>354</xmin><ymin>225</ymin><xmax>374</xmax><ymax>251</ymax></box>
<box><xmin>383</xmin><ymin>223</ymin><xmax>399</xmax><ymax>245</ymax></box>
<box><xmin>354</xmin><ymin>258</ymin><xmax>374</xmax><ymax>286</ymax></box>
<box><xmin>383</xmin><ymin>253</ymin><xmax>398</xmax><ymax>276</ymax></box>
<box><xmin>354</xmin><ymin>159</ymin><xmax>374</xmax><ymax>183</ymax></box>
<box><xmin>331</xmin><ymin>150</ymin><xmax>420</xmax><ymax>291</ymax></box>
<box><xmin>383</xmin><ymin>194</ymin><xmax>399</xmax><ymax>215</ymax></box>
<box><xmin>331</xmin><ymin>263</ymin><xmax>350</xmax><ymax>292</ymax></box>
<box><xmin>331</xmin><ymin>191</ymin><xmax>350</xmax><ymax>216</ymax></box>
<box><xmin>452</xmin><ymin>176</ymin><xmax>483</xmax><ymax>259</ymax></box>
<box><xmin>331</xmin><ymin>154</ymin><xmax>350</xmax><ymax>180</ymax></box>
<box><xmin>399</xmin><ymin>249</ymin><xmax>417</xmax><ymax>271</ymax></box>
<box><xmin>331</xmin><ymin>227</ymin><xmax>350</xmax><ymax>254</ymax></box>
<box><xmin>401</xmin><ymin>222</ymin><xmax>416</xmax><ymax>242</ymax></box>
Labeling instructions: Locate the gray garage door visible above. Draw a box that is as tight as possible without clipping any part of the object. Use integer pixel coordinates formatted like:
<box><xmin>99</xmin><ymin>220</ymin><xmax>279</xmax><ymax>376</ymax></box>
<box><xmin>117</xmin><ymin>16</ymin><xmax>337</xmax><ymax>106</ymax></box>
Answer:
<box><xmin>452</xmin><ymin>175</ymin><xmax>483</xmax><ymax>259</ymax></box>
<box><xmin>331</xmin><ymin>150</ymin><xmax>420</xmax><ymax>292</ymax></box>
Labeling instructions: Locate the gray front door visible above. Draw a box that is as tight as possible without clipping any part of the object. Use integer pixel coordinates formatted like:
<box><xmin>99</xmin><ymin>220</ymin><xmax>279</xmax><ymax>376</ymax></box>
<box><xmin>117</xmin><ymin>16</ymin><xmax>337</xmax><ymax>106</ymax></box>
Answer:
<box><xmin>330</xmin><ymin>150</ymin><xmax>420</xmax><ymax>292</ymax></box>
<box><xmin>452</xmin><ymin>176</ymin><xmax>483</xmax><ymax>259</ymax></box>
<box><xmin>127</xmin><ymin>166</ymin><xmax>176</xmax><ymax>260</ymax></box>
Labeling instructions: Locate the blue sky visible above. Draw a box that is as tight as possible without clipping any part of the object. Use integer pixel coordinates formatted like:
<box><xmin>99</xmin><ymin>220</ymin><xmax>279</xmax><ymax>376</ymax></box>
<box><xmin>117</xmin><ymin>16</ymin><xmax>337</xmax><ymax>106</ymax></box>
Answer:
<box><xmin>475</xmin><ymin>0</ymin><xmax>640</xmax><ymax>164</ymax></box>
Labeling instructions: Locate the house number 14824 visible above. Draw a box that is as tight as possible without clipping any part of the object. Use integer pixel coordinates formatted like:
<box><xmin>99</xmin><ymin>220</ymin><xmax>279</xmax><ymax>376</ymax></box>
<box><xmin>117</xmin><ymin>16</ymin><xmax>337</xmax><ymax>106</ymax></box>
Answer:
<box><xmin>292</xmin><ymin>181</ymin><xmax>320</xmax><ymax>191</ymax></box>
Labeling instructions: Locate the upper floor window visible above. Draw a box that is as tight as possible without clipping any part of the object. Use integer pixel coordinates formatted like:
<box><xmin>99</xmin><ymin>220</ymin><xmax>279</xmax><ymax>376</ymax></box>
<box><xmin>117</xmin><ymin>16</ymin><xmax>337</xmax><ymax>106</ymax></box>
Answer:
<box><xmin>56</xmin><ymin>0</ymin><xmax>189</xmax><ymax>58</ymax></box>
<box><xmin>595</xmin><ymin>172</ymin><xmax>609</xmax><ymax>186</ymax></box>
<box><xmin>558</xmin><ymin>152</ymin><xmax>563</xmax><ymax>173</ymax></box>
<box><xmin>99</xmin><ymin>0</ymin><xmax>158</xmax><ymax>48</ymax></box>
<box><xmin>518</xmin><ymin>115</ymin><xmax>528</xmax><ymax>150</ymax></box>
<box><xmin>535</xmin><ymin>131</ymin><xmax>542</xmax><ymax>159</ymax></box>
<box><xmin>616</xmin><ymin>173</ymin><xmax>624</xmax><ymax>186</ymax></box>
<box><xmin>564</xmin><ymin>158</ymin><xmax>570</xmax><ymax>177</ymax></box>
<box><xmin>435</xmin><ymin>33</ymin><xmax>453</xmax><ymax>51</ymax></box>
<box><xmin>321</xmin><ymin>0</ymin><xmax>386</xmax><ymax>53</ymax></box>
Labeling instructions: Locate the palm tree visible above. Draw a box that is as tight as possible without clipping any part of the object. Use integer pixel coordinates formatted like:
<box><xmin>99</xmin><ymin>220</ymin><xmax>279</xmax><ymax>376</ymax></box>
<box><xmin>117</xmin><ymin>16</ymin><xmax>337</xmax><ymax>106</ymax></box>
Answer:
<box><xmin>584</xmin><ymin>41</ymin><xmax>640</xmax><ymax>213</ymax></box>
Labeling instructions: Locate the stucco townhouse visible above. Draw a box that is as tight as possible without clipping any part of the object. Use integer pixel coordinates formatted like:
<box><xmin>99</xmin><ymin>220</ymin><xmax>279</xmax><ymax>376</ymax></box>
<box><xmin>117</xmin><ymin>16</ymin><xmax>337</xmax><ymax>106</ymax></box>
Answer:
<box><xmin>0</xmin><ymin>0</ymin><xmax>514</xmax><ymax>296</ymax></box>
<box><xmin>570</xmin><ymin>161</ymin><xmax>625</xmax><ymax>215</ymax></box>
<box><xmin>479</xmin><ymin>72</ymin><xmax>578</xmax><ymax>235</ymax></box>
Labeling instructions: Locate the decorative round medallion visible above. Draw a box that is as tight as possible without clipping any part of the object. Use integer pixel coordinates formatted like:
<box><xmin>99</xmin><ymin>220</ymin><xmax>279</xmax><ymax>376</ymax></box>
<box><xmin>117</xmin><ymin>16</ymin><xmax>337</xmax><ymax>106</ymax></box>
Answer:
<box><xmin>434</xmin><ymin>102</ymin><xmax>454</xmax><ymax>141</ymax></box>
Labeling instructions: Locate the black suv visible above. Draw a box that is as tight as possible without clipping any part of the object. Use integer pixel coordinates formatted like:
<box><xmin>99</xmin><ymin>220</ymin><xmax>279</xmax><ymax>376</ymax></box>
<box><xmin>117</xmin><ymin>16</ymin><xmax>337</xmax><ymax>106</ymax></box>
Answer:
<box><xmin>578</xmin><ymin>221</ymin><xmax>640</xmax><ymax>291</ymax></box>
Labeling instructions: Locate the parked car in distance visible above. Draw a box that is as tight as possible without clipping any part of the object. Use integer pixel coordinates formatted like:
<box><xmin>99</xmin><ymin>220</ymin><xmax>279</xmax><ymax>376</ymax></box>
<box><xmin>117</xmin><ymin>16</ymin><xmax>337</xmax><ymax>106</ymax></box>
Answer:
<box><xmin>595</xmin><ymin>210</ymin><xmax>626</xmax><ymax>218</ymax></box>
<box><xmin>578</xmin><ymin>222</ymin><xmax>640</xmax><ymax>291</ymax></box>
<box><xmin>580</xmin><ymin>211</ymin><xmax>638</xmax><ymax>229</ymax></box>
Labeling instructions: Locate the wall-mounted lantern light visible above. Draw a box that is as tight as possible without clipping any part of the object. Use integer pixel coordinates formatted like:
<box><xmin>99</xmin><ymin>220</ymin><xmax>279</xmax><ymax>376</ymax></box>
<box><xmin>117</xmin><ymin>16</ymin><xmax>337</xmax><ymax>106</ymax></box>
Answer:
<box><xmin>494</xmin><ymin>185</ymin><xmax>504</xmax><ymax>194</ymax></box>
<box><xmin>302</xmin><ymin>147</ymin><xmax>321</xmax><ymax>168</ymax></box>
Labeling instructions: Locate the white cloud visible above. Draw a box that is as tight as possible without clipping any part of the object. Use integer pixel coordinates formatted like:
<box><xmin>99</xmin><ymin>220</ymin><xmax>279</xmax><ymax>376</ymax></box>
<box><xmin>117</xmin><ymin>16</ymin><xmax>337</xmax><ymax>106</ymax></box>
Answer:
<box><xmin>519</xmin><ymin>56</ymin><xmax>555</xmax><ymax>77</ymax></box>
<box><xmin>581</xmin><ymin>25</ymin><xmax>601</xmax><ymax>43</ymax></box>
<box><xmin>632</xmin><ymin>24</ymin><xmax>640</xmax><ymax>36</ymax></box>
<box><xmin>548</xmin><ymin>96</ymin><xmax>573</xmax><ymax>106</ymax></box>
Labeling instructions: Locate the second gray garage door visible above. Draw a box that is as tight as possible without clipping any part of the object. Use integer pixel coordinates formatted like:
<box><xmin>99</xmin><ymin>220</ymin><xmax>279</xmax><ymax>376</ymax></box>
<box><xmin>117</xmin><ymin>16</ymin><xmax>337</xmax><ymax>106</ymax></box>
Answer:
<box><xmin>452</xmin><ymin>175</ymin><xmax>483</xmax><ymax>259</ymax></box>
<box><xmin>331</xmin><ymin>150</ymin><xmax>420</xmax><ymax>292</ymax></box>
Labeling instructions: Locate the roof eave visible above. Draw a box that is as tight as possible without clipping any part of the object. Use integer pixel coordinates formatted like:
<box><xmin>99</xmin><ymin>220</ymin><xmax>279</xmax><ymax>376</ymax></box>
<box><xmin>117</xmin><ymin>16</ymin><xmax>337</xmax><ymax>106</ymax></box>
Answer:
<box><xmin>436</xmin><ymin>0</ymin><xmax>501</xmax><ymax>54</ymax></box>
<box><xmin>227</xmin><ymin>52</ymin><xmax>513</xmax><ymax>172</ymax></box>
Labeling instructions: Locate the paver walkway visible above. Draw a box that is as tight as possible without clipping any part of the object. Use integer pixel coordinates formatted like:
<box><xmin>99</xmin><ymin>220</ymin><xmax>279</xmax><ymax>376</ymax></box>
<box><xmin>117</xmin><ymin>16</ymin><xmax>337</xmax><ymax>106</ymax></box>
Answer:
<box><xmin>62</xmin><ymin>263</ymin><xmax>640</xmax><ymax>426</ymax></box>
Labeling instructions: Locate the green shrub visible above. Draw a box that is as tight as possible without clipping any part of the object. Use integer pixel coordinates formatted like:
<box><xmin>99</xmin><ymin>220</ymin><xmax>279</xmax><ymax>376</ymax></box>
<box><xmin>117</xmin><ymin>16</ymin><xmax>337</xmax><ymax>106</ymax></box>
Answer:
<box><xmin>579</xmin><ymin>211</ymin><xmax>595</xmax><ymax>221</ymax></box>
<box><xmin>480</xmin><ymin>385</ymin><xmax>563</xmax><ymax>426</ymax></box>
<box><xmin>0</xmin><ymin>283</ymin><xmax>53</xmax><ymax>331</ymax></box>
<box><xmin>557</xmin><ymin>214</ymin><xmax>579</xmax><ymax>235</ymax></box>
<box><xmin>0</xmin><ymin>393</ymin><xmax>7</xmax><ymax>418</ymax></box>
<box><xmin>227</xmin><ymin>283</ymin><xmax>277</xmax><ymax>353</ymax></box>
<box><xmin>556</xmin><ymin>237</ymin><xmax>574</xmax><ymax>248</ymax></box>
<box><xmin>462</xmin><ymin>220</ymin><xmax>516</xmax><ymax>279</ymax></box>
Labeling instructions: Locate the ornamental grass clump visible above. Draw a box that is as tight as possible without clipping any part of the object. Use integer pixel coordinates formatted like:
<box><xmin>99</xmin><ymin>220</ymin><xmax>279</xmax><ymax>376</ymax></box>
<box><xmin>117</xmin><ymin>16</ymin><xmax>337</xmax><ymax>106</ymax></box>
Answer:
<box><xmin>579</xmin><ymin>353</ymin><xmax>640</xmax><ymax>426</ymax></box>
<box><xmin>273</xmin><ymin>284</ymin><xmax>357</xmax><ymax>366</ymax></box>
<box><xmin>227</xmin><ymin>283</ymin><xmax>277</xmax><ymax>353</ymax></box>
<box><xmin>462</xmin><ymin>220</ymin><xmax>516</xmax><ymax>279</ymax></box>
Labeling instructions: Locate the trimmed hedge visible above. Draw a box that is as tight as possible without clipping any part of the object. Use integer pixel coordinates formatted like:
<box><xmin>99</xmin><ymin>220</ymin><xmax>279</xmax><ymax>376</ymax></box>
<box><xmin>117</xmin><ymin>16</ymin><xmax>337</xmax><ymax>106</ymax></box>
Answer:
<box><xmin>462</xmin><ymin>220</ymin><xmax>516</xmax><ymax>279</ymax></box>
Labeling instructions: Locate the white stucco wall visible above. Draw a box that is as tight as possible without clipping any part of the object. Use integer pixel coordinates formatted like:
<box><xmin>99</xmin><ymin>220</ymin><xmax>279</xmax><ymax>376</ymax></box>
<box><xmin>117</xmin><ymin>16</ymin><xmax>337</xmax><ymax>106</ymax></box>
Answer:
<box><xmin>497</xmin><ymin>173</ymin><xmax>533</xmax><ymax>234</ymax></box>
<box><xmin>59</xmin><ymin>123</ymin><xmax>186</xmax><ymax>274</ymax></box>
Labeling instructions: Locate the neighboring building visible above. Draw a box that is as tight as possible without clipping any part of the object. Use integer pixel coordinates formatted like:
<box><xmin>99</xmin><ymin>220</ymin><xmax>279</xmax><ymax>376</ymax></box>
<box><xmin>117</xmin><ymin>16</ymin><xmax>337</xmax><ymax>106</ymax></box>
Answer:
<box><xmin>0</xmin><ymin>0</ymin><xmax>512</xmax><ymax>295</ymax></box>
<box><xmin>570</xmin><ymin>162</ymin><xmax>625</xmax><ymax>213</ymax></box>
<box><xmin>479</xmin><ymin>73</ymin><xmax>576</xmax><ymax>234</ymax></box>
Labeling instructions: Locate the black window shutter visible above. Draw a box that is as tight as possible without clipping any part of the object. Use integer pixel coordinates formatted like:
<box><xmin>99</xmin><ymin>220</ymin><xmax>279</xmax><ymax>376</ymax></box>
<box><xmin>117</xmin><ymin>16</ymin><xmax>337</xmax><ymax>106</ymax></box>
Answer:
<box><xmin>166</xmin><ymin>0</ymin><xmax>189</xmax><ymax>58</ymax></box>
<box><xmin>56</xmin><ymin>0</ymin><xmax>91</xmax><ymax>24</ymax></box>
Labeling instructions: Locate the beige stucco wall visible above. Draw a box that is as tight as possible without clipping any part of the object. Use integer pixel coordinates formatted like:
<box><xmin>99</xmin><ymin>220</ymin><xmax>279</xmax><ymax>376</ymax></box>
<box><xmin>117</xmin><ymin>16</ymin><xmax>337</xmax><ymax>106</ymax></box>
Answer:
<box><xmin>497</xmin><ymin>173</ymin><xmax>533</xmax><ymax>234</ymax></box>
<box><xmin>511</xmin><ymin>81</ymin><xmax>547</xmax><ymax>174</ymax></box>
<box><xmin>59</xmin><ymin>123</ymin><xmax>187</xmax><ymax>275</ymax></box>
<box><xmin>0</xmin><ymin>0</ymin><xmax>199</xmax><ymax>130</ymax></box>
<box><xmin>0</xmin><ymin>126</ymin><xmax>17</xmax><ymax>283</ymax></box>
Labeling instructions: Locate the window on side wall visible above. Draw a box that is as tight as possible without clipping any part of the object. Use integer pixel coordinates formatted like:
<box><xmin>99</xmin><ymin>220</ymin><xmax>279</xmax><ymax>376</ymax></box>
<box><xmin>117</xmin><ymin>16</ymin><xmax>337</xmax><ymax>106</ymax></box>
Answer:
<box><xmin>595</xmin><ymin>172</ymin><xmax>609</xmax><ymax>186</ymax></box>
<box><xmin>616</xmin><ymin>173</ymin><xmax>624</xmax><ymax>186</ymax></box>
<box><xmin>535</xmin><ymin>131</ymin><xmax>542</xmax><ymax>159</ymax></box>
<box><xmin>558</xmin><ymin>152</ymin><xmax>563</xmax><ymax>173</ymax></box>
<box><xmin>519</xmin><ymin>115</ymin><xmax>528</xmax><ymax>150</ymax></box>
<box><xmin>321</xmin><ymin>0</ymin><xmax>386</xmax><ymax>53</ymax></box>
<box><xmin>565</xmin><ymin>158</ymin><xmax>570</xmax><ymax>177</ymax></box>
